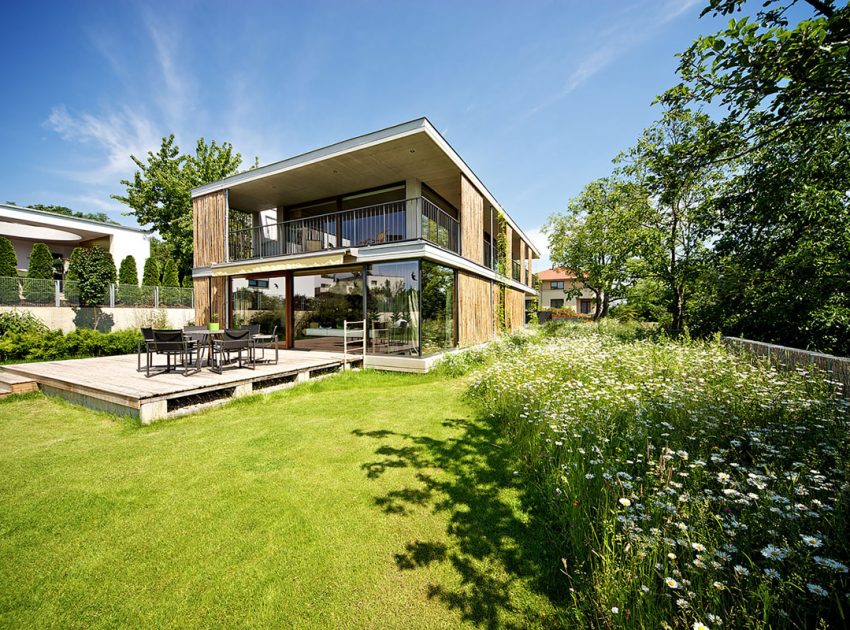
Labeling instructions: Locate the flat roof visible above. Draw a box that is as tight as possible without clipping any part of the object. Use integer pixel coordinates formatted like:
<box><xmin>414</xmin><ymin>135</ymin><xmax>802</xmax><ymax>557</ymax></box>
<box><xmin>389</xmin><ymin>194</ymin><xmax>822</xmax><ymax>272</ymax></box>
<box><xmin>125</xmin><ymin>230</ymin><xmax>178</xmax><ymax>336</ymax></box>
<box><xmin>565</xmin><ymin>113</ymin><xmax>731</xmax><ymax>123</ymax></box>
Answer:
<box><xmin>0</xmin><ymin>203</ymin><xmax>146</xmax><ymax>234</ymax></box>
<box><xmin>191</xmin><ymin>118</ymin><xmax>540</xmax><ymax>256</ymax></box>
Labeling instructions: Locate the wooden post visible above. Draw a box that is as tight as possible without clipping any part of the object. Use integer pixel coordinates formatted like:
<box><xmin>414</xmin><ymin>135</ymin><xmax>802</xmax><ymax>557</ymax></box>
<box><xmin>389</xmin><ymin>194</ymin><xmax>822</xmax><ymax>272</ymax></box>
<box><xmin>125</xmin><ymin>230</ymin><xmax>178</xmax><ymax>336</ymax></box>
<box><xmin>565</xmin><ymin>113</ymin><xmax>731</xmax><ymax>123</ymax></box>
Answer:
<box><xmin>285</xmin><ymin>271</ymin><xmax>294</xmax><ymax>349</ymax></box>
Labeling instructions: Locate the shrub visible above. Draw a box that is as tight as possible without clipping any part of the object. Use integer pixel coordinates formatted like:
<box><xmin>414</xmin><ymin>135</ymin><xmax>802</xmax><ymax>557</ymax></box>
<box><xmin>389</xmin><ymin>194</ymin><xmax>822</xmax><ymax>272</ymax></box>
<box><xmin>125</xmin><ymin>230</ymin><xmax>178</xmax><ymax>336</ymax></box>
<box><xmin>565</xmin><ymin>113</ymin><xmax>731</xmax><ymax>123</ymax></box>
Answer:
<box><xmin>117</xmin><ymin>256</ymin><xmax>139</xmax><ymax>305</ymax></box>
<box><xmin>142</xmin><ymin>257</ymin><xmax>160</xmax><ymax>287</ymax></box>
<box><xmin>0</xmin><ymin>310</ymin><xmax>47</xmax><ymax>336</ymax></box>
<box><xmin>0</xmin><ymin>237</ymin><xmax>19</xmax><ymax>305</ymax></box>
<box><xmin>23</xmin><ymin>243</ymin><xmax>55</xmax><ymax>303</ymax></box>
<box><xmin>72</xmin><ymin>247</ymin><xmax>116</xmax><ymax>307</ymax></box>
<box><xmin>0</xmin><ymin>236</ymin><xmax>17</xmax><ymax>277</ymax></box>
<box><xmin>0</xmin><ymin>327</ymin><xmax>141</xmax><ymax>363</ymax></box>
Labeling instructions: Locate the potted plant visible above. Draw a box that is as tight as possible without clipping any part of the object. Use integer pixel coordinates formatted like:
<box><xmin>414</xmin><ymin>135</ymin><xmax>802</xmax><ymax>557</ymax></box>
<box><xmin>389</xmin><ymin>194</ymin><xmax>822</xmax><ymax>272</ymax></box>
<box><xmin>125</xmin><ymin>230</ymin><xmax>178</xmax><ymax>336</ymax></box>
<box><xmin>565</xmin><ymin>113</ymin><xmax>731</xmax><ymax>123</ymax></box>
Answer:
<box><xmin>208</xmin><ymin>312</ymin><xmax>220</xmax><ymax>332</ymax></box>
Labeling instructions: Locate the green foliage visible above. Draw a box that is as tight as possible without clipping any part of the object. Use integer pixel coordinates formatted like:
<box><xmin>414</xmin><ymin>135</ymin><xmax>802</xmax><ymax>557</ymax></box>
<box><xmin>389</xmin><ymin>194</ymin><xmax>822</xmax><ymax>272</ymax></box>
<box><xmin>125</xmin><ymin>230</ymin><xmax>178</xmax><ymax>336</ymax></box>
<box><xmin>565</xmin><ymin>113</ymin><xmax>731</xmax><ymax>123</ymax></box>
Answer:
<box><xmin>161</xmin><ymin>259</ymin><xmax>179</xmax><ymax>287</ymax></box>
<box><xmin>118</xmin><ymin>256</ymin><xmax>138</xmax><ymax>286</ymax></box>
<box><xmin>545</xmin><ymin>178</ymin><xmax>648</xmax><ymax>320</ymax></box>
<box><xmin>26</xmin><ymin>243</ymin><xmax>53</xmax><ymax>280</ymax></box>
<box><xmin>181</xmin><ymin>274</ymin><xmax>193</xmax><ymax>288</ymax></box>
<box><xmin>0</xmin><ymin>310</ymin><xmax>47</xmax><ymax>336</ymax></box>
<box><xmin>0</xmin><ymin>236</ymin><xmax>17</xmax><ymax>277</ymax></box>
<box><xmin>141</xmin><ymin>256</ymin><xmax>160</xmax><ymax>287</ymax></box>
<box><xmin>470</xmin><ymin>329</ymin><xmax>848</xmax><ymax>627</ymax></box>
<box><xmin>73</xmin><ymin>247</ymin><xmax>116</xmax><ymax>307</ymax></box>
<box><xmin>0</xmin><ymin>328</ymin><xmax>140</xmax><ymax>363</ymax></box>
<box><xmin>23</xmin><ymin>243</ymin><xmax>55</xmax><ymax>303</ymax></box>
<box><xmin>26</xmin><ymin>203</ymin><xmax>119</xmax><ymax>225</ymax></box>
<box><xmin>660</xmin><ymin>0</ymin><xmax>850</xmax><ymax>152</ymax></box>
<box><xmin>0</xmin><ymin>237</ymin><xmax>19</xmax><ymax>304</ymax></box>
<box><xmin>65</xmin><ymin>247</ymin><xmax>84</xmax><ymax>283</ymax></box>
<box><xmin>113</xmin><ymin>136</ymin><xmax>246</xmax><ymax>278</ymax></box>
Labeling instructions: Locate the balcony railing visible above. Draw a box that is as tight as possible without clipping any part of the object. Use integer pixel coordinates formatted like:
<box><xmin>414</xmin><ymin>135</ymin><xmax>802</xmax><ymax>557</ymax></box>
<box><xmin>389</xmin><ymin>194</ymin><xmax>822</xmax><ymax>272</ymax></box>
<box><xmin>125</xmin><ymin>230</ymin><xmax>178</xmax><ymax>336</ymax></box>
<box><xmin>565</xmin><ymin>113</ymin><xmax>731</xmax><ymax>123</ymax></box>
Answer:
<box><xmin>228</xmin><ymin>197</ymin><xmax>459</xmax><ymax>263</ymax></box>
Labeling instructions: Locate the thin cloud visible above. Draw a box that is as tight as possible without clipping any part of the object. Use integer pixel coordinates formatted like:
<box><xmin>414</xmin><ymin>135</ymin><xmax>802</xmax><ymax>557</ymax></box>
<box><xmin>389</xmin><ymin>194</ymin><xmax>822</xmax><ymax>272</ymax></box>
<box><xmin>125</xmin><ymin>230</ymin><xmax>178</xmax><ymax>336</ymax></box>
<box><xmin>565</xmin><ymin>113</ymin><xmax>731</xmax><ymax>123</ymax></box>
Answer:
<box><xmin>44</xmin><ymin>105</ymin><xmax>160</xmax><ymax>186</ymax></box>
<box><xmin>526</xmin><ymin>0</ymin><xmax>702</xmax><ymax>118</ymax></box>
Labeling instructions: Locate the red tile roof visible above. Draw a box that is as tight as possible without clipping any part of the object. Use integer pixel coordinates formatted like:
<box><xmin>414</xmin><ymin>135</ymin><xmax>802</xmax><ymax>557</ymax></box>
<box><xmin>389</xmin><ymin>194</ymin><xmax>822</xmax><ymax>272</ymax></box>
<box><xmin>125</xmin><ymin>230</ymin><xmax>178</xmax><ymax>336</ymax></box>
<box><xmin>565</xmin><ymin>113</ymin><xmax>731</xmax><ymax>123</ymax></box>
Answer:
<box><xmin>538</xmin><ymin>267</ymin><xmax>576</xmax><ymax>281</ymax></box>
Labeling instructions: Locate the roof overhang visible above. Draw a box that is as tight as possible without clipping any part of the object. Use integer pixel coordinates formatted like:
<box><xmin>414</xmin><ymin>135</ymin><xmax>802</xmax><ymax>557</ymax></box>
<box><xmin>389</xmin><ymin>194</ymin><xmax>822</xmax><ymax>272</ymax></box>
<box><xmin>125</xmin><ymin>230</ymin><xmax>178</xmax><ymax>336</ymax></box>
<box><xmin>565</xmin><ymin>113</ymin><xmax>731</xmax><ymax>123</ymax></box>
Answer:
<box><xmin>191</xmin><ymin>118</ymin><xmax>540</xmax><ymax>257</ymax></box>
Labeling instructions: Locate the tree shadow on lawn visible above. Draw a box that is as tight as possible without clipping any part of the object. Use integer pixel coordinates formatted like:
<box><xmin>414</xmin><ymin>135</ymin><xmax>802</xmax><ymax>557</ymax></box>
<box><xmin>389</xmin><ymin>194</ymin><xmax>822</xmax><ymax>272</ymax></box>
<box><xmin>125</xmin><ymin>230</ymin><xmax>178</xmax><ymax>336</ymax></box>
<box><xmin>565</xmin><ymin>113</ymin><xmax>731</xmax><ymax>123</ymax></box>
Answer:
<box><xmin>353</xmin><ymin>417</ymin><xmax>565</xmax><ymax>629</ymax></box>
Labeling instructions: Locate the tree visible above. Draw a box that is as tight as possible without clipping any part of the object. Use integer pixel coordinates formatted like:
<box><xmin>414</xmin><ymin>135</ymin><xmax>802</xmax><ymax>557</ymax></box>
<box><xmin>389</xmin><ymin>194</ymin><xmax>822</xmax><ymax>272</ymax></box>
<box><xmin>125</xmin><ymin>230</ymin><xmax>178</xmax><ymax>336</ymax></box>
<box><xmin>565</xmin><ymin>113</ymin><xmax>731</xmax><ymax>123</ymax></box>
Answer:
<box><xmin>0</xmin><ymin>237</ymin><xmax>17</xmax><ymax>277</ymax></box>
<box><xmin>545</xmin><ymin>178</ymin><xmax>648</xmax><ymax>320</ymax></box>
<box><xmin>161</xmin><ymin>259</ymin><xmax>180</xmax><ymax>287</ymax></box>
<box><xmin>141</xmin><ymin>257</ymin><xmax>160</xmax><ymax>287</ymax></box>
<box><xmin>24</xmin><ymin>243</ymin><xmax>55</xmax><ymax>303</ymax></box>
<box><xmin>117</xmin><ymin>255</ymin><xmax>139</xmax><ymax>306</ymax></box>
<box><xmin>0</xmin><ymin>237</ymin><xmax>19</xmax><ymax>304</ymax></box>
<box><xmin>113</xmin><ymin>136</ymin><xmax>246</xmax><ymax>278</ymax></box>
<box><xmin>618</xmin><ymin>108</ymin><xmax>724</xmax><ymax>331</ymax></box>
<box><xmin>660</xmin><ymin>0</ymin><xmax>850</xmax><ymax>157</ymax></box>
<box><xmin>118</xmin><ymin>256</ymin><xmax>138</xmax><ymax>286</ymax></box>
<box><xmin>65</xmin><ymin>247</ymin><xmax>84</xmax><ymax>283</ymax></box>
<box><xmin>26</xmin><ymin>203</ymin><xmax>119</xmax><ymax>225</ymax></box>
<box><xmin>73</xmin><ymin>247</ymin><xmax>117</xmax><ymax>307</ymax></box>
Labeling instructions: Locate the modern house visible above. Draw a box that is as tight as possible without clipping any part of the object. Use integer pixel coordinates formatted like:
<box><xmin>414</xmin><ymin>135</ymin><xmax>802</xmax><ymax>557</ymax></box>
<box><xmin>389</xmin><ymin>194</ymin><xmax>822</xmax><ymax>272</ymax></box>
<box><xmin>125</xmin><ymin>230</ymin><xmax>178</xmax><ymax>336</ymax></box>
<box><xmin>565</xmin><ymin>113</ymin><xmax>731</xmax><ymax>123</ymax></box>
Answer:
<box><xmin>539</xmin><ymin>267</ymin><xmax>597</xmax><ymax>315</ymax></box>
<box><xmin>191</xmin><ymin>118</ymin><xmax>539</xmax><ymax>370</ymax></box>
<box><xmin>0</xmin><ymin>203</ymin><xmax>150</xmax><ymax>282</ymax></box>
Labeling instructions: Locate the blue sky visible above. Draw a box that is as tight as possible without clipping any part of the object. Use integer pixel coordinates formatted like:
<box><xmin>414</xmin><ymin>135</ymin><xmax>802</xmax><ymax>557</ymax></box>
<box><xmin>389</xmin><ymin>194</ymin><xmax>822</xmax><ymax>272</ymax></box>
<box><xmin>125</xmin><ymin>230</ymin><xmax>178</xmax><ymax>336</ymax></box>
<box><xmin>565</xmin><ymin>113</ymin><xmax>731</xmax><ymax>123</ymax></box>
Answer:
<box><xmin>1</xmin><ymin>0</ymin><xmax>724</xmax><ymax>269</ymax></box>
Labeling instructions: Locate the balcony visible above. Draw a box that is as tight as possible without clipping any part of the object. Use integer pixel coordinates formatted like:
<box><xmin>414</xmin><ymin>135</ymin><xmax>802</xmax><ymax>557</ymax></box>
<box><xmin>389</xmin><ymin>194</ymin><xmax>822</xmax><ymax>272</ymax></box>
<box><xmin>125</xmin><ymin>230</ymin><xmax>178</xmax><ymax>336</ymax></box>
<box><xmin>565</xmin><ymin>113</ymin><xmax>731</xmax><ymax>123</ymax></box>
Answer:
<box><xmin>228</xmin><ymin>197</ymin><xmax>459</xmax><ymax>263</ymax></box>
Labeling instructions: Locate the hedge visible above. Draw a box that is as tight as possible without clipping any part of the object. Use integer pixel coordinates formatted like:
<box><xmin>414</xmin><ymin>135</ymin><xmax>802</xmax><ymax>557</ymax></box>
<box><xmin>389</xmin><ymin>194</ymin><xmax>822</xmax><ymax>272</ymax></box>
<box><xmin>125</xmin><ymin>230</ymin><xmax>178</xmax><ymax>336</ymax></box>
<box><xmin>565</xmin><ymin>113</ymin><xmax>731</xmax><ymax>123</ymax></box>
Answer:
<box><xmin>0</xmin><ymin>328</ymin><xmax>141</xmax><ymax>363</ymax></box>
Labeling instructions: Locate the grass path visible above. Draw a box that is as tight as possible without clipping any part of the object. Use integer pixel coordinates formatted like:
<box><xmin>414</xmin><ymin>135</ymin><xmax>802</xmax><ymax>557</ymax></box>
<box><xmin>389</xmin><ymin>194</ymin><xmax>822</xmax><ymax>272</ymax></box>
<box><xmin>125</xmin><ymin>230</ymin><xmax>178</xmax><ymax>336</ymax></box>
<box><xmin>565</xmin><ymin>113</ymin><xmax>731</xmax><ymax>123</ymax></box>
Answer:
<box><xmin>0</xmin><ymin>371</ymin><xmax>559</xmax><ymax>629</ymax></box>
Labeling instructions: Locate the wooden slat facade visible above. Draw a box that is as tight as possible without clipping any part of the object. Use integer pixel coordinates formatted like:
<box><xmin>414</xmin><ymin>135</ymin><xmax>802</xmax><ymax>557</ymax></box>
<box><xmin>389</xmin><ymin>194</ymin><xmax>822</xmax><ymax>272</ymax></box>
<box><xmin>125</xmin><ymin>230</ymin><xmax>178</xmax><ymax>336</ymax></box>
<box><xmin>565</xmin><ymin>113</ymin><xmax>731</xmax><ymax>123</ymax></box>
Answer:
<box><xmin>193</xmin><ymin>190</ymin><xmax>228</xmax><ymax>267</ymax></box>
<box><xmin>192</xmin><ymin>276</ymin><xmax>228</xmax><ymax>325</ymax></box>
<box><xmin>460</xmin><ymin>176</ymin><xmax>483</xmax><ymax>265</ymax></box>
<box><xmin>525</xmin><ymin>243</ymin><xmax>533</xmax><ymax>288</ymax></box>
<box><xmin>505</xmin><ymin>287</ymin><xmax>525</xmax><ymax>332</ymax></box>
<box><xmin>458</xmin><ymin>271</ymin><xmax>494</xmax><ymax>346</ymax></box>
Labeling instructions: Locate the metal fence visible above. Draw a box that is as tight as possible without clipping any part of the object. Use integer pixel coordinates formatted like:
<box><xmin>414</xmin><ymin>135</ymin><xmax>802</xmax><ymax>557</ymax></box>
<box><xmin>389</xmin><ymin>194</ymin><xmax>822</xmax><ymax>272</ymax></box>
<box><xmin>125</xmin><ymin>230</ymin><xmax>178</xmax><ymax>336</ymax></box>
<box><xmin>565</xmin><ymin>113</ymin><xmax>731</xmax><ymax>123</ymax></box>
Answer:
<box><xmin>0</xmin><ymin>276</ymin><xmax>193</xmax><ymax>309</ymax></box>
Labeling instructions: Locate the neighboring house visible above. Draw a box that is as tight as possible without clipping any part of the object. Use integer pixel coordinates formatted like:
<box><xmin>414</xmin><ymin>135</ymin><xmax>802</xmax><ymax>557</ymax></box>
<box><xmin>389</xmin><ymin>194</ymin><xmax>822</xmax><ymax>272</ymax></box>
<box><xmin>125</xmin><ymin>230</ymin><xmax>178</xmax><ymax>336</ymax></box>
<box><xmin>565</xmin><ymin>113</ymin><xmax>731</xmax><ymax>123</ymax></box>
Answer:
<box><xmin>191</xmin><ymin>118</ymin><xmax>539</xmax><ymax>369</ymax></box>
<box><xmin>538</xmin><ymin>267</ymin><xmax>597</xmax><ymax>315</ymax></box>
<box><xmin>0</xmin><ymin>203</ymin><xmax>150</xmax><ymax>283</ymax></box>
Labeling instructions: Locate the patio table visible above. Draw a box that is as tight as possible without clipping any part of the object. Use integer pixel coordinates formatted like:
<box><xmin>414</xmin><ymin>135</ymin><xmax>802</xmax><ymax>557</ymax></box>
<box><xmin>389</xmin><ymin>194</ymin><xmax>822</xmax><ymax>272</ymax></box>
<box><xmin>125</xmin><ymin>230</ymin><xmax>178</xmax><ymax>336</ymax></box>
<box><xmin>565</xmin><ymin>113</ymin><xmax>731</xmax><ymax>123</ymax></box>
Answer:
<box><xmin>188</xmin><ymin>329</ymin><xmax>224</xmax><ymax>367</ymax></box>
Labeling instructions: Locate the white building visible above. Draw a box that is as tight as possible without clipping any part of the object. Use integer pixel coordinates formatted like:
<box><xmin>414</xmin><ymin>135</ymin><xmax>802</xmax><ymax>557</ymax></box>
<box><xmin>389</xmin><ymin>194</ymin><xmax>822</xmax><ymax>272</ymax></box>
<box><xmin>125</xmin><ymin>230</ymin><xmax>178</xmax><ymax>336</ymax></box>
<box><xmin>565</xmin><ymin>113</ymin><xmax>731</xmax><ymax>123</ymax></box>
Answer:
<box><xmin>0</xmin><ymin>203</ymin><xmax>150</xmax><ymax>282</ymax></box>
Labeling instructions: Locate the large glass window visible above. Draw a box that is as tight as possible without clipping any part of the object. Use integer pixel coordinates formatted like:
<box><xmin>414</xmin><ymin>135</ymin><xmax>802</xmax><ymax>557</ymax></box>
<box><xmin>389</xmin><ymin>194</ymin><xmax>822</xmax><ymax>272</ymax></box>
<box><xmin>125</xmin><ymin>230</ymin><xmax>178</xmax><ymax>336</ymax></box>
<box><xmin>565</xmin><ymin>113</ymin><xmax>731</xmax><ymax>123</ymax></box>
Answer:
<box><xmin>293</xmin><ymin>270</ymin><xmax>364</xmax><ymax>352</ymax></box>
<box><xmin>367</xmin><ymin>262</ymin><xmax>419</xmax><ymax>356</ymax></box>
<box><xmin>421</xmin><ymin>261</ymin><xmax>455</xmax><ymax>355</ymax></box>
<box><xmin>230</xmin><ymin>275</ymin><xmax>286</xmax><ymax>339</ymax></box>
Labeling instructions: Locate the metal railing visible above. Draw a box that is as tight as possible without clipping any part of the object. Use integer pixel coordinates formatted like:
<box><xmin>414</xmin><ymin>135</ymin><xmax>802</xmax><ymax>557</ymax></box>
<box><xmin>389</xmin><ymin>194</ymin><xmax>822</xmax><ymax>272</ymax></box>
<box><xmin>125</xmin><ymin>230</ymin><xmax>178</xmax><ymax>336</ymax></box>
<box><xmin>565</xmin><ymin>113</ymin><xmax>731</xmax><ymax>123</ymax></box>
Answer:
<box><xmin>228</xmin><ymin>196</ymin><xmax>460</xmax><ymax>262</ymax></box>
<box><xmin>343</xmin><ymin>319</ymin><xmax>366</xmax><ymax>368</ymax></box>
<box><xmin>0</xmin><ymin>276</ymin><xmax>193</xmax><ymax>308</ymax></box>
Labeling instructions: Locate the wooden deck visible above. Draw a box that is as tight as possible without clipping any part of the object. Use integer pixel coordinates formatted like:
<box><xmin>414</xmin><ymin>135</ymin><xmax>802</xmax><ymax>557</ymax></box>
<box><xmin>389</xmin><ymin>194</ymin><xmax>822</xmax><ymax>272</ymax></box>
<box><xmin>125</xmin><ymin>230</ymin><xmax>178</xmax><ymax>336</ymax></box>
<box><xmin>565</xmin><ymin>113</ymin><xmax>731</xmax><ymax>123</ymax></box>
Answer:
<box><xmin>2</xmin><ymin>350</ymin><xmax>360</xmax><ymax>423</ymax></box>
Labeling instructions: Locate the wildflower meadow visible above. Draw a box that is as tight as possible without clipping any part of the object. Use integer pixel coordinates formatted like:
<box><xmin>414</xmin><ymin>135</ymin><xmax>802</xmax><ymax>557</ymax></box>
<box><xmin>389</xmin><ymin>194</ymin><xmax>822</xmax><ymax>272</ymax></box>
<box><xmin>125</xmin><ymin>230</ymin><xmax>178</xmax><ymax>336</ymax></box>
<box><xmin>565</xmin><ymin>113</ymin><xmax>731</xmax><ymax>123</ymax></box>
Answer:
<box><xmin>466</xmin><ymin>323</ymin><xmax>850</xmax><ymax>628</ymax></box>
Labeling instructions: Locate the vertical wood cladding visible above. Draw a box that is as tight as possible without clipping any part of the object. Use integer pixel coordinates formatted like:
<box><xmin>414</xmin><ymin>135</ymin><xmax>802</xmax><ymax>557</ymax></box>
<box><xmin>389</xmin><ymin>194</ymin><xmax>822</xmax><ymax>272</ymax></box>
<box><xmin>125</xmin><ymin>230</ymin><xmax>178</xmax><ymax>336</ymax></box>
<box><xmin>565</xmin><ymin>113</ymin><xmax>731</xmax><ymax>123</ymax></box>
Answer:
<box><xmin>505</xmin><ymin>288</ymin><xmax>525</xmax><ymax>332</ymax></box>
<box><xmin>460</xmin><ymin>176</ymin><xmax>484</xmax><ymax>265</ymax></box>
<box><xmin>504</xmin><ymin>224</ymin><xmax>513</xmax><ymax>276</ymax></box>
<box><xmin>458</xmin><ymin>271</ymin><xmax>494</xmax><ymax>346</ymax></box>
<box><xmin>525</xmin><ymin>243</ymin><xmax>533</xmax><ymax>287</ymax></box>
<box><xmin>193</xmin><ymin>278</ymin><xmax>209</xmax><ymax>324</ymax></box>
<box><xmin>192</xmin><ymin>276</ymin><xmax>227</xmax><ymax>325</ymax></box>
<box><xmin>193</xmin><ymin>191</ymin><xmax>228</xmax><ymax>267</ymax></box>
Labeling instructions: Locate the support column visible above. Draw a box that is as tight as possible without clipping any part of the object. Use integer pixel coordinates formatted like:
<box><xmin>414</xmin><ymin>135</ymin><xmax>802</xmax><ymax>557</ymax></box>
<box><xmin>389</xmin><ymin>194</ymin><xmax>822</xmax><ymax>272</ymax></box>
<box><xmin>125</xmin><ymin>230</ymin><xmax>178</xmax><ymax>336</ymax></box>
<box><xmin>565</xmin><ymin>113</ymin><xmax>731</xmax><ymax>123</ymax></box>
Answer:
<box><xmin>285</xmin><ymin>271</ymin><xmax>294</xmax><ymax>349</ymax></box>
<box><xmin>405</xmin><ymin>179</ymin><xmax>422</xmax><ymax>240</ymax></box>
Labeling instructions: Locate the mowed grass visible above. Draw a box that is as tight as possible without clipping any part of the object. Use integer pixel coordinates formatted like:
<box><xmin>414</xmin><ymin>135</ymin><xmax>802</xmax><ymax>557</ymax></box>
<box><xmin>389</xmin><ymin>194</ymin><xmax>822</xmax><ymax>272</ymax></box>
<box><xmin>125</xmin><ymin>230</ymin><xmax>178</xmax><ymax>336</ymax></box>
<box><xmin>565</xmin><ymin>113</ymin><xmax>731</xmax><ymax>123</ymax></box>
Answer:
<box><xmin>0</xmin><ymin>370</ymin><xmax>559</xmax><ymax>629</ymax></box>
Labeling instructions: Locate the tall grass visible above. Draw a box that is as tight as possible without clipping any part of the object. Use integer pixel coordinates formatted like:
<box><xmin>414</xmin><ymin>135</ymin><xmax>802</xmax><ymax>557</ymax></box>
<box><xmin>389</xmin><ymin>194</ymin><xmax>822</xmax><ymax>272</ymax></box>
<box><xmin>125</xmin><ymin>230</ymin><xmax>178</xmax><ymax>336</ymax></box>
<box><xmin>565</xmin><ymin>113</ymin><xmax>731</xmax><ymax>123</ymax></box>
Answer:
<box><xmin>467</xmin><ymin>327</ymin><xmax>850</xmax><ymax>628</ymax></box>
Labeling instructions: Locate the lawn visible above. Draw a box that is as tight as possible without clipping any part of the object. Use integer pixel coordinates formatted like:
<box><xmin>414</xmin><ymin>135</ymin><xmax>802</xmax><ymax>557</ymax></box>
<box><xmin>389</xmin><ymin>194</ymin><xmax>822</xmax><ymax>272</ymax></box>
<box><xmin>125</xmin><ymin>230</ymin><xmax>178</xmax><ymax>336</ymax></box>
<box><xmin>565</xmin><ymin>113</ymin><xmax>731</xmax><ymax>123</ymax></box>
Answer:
<box><xmin>0</xmin><ymin>370</ymin><xmax>560</xmax><ymax>629</ymax></box>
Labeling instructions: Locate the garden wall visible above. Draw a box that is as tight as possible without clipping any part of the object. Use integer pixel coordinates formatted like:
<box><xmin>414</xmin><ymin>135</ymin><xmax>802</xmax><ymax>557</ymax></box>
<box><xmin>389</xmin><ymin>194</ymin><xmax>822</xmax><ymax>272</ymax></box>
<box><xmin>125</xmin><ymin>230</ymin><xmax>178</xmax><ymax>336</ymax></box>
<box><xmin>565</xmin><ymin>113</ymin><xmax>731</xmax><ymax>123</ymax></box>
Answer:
<box><xmin>722</xmin><ymin>336</ymin><xmax>850</xmax><ymax>398</ymax></box>
<box><xmin>0</xmin><ymin>306</ymin><xmax>194</xmax><ymax>333</ymax></box>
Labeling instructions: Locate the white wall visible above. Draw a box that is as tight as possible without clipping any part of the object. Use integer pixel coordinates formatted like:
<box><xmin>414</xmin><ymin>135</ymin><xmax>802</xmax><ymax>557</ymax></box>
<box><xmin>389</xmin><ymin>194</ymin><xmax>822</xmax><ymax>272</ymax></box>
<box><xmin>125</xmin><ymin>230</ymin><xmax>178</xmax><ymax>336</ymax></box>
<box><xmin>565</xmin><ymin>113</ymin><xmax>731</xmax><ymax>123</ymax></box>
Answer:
<box><xmin>0</xmin><ymin>306</ymin><xmax>194</xmax><ymax>333</ymax></box>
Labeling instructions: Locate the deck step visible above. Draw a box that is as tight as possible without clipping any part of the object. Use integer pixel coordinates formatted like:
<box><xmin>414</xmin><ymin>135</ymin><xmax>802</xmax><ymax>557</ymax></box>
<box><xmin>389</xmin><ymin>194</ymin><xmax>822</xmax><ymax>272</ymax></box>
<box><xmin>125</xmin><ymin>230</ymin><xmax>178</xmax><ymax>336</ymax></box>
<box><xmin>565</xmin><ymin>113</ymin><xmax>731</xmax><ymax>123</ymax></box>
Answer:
<box><xmin>0</xmin><ymin>371</ymin><xmax>39</xmax><ymax>395</ymax></box>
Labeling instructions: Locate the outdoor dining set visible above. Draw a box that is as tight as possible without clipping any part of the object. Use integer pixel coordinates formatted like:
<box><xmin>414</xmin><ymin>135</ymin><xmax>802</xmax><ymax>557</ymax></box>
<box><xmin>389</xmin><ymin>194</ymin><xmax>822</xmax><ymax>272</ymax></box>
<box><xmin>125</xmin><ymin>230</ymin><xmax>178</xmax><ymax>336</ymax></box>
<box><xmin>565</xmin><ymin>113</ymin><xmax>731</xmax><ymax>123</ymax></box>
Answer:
<box><xmin>138</xmin><ymin>325</ymin><xmax>279</xmax><ymax>377</ymax></box>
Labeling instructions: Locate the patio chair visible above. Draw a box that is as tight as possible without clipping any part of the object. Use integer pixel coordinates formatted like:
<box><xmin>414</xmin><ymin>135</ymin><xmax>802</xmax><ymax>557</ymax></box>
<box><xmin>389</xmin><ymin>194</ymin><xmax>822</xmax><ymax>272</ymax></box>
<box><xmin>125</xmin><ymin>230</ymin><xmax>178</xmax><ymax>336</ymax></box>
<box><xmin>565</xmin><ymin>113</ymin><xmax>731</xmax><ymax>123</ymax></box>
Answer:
<box><xmin>252</xmin><ymin>325</ymin><xmax>279</xmax><ymax>364</ymax></box>
<box><xmin>239</xmin><ymin>324</ymin><xmax>261</xmax><ymax>337</ymax></box>
<box><xmin>146</xmin><ymin>329</ymin><xmax>198</xmax><ymax>377</ymax></box>
<box><xmin>182</xmin><ymin>327</ymin><xmax>208</xmax><ymax>370</ymax></box>
<box><xmin>137</xmin><ymin>327</ymin><xmax>155</xmax><ymax>372</ymax></box>
<box><xmin>211</xmin><ymin>329</ymin><xmax>255</xmax><ymax>374</ymax></box>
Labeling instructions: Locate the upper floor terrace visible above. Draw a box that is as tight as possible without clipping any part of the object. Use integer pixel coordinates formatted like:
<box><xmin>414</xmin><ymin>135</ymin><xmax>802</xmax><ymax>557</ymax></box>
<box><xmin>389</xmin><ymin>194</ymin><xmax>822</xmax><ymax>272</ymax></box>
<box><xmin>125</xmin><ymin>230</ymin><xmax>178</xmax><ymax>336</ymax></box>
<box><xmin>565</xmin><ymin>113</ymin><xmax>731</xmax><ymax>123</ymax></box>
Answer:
<box><xmin>191</xmin><ymin>118</ymin><xmax>539</xmax><ymax>288</ymax></box>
